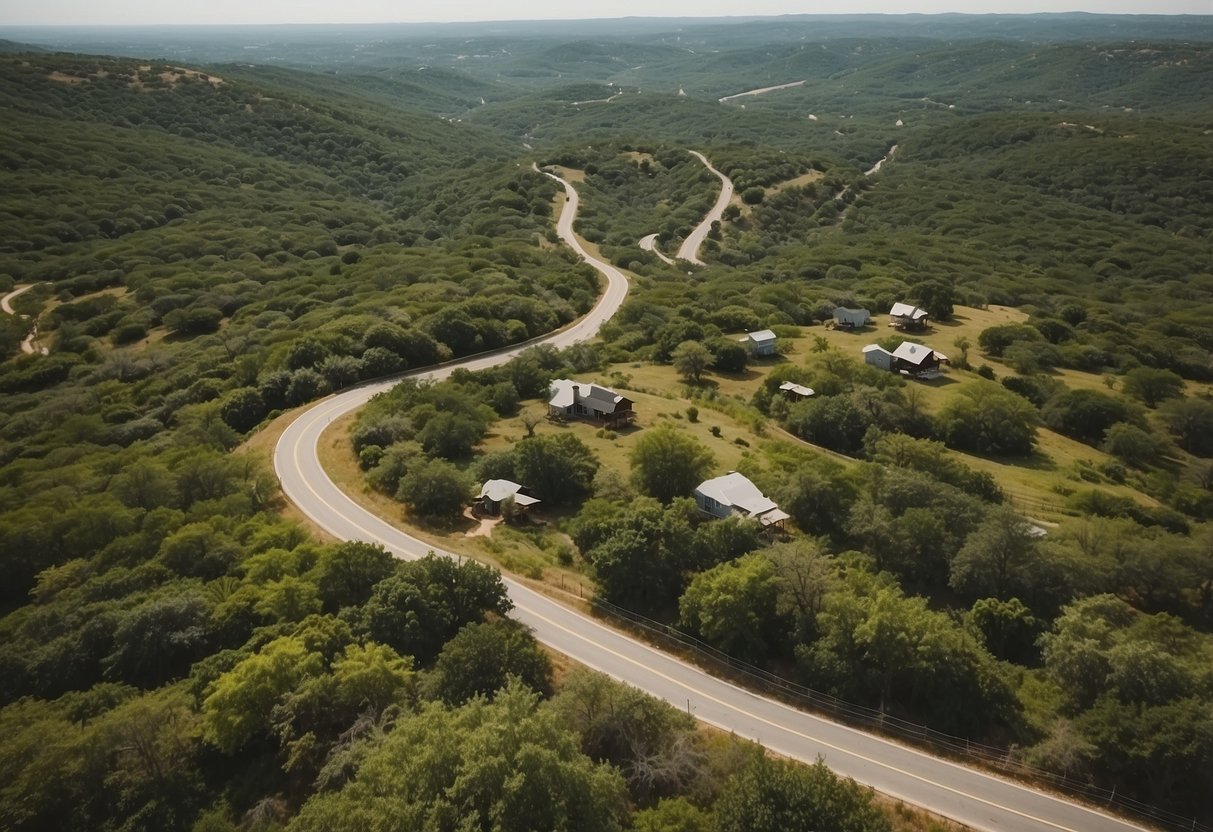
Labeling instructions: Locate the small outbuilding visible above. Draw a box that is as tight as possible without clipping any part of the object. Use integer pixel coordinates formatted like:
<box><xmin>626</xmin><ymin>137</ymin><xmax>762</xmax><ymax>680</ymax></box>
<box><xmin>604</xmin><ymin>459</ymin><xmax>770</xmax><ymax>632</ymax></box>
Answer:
<box><xmin>548</xmin><ymin>379</ymin><xmax>635</xmax><ymax>427</ymax></box>
<box><xmin>889</xmin><ymin>302</ymin><xmax>930</xmax><ymax>331</ymax></box>
<box><xmin>740</xmin><ymin>329</ymin><xmax>778</xmax><ymax>357</ymax></box>
<box><xmin>478</xmin><ymin>479</ymin><xmax>541</xmax><ymax>516</ymax></box>
<box><xmin>892</xmin><ymin>342</ymin><xmax>948</xmax><ymax>379</ymax></box>
<box><xmin>694</xmin><ymin>472</ymin><xmax>790</xmax><ymax>529</ymax></box>
<box><xmin>832</xmin><ymin>307</ymin><xmax>871</xmax><ymax>329</ymax></box>
<box><xmin>778</xmin><ymin>381</ymin><xmax>815</xmax><ymax>400</ymax></box>
<box><xmin>862</xmin><ymin>344</ymin><xmax>896</xmax><ymax>371</ymax></box>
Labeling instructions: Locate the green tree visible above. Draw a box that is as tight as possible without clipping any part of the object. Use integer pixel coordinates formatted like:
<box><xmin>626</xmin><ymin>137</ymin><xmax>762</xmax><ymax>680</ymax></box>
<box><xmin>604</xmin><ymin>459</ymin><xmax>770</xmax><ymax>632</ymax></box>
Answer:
<box><xmin>913</xmin><ymin>279</ymin><xmax>954</xmax><ymax>322</ymax></box>
<box><xmin>1121</xmin><ymin>367</ymin><xmax>1184</xmax><ymax>408</ymax></box>
<box><xmin>396</xmin><ymin>457</ymin><xmax>472</xmax><ymax>520</ymax></box>
<box><xmin>310</xmin><ymin>541</ymin><xmax>397</xmax><ymax>611</ymax></box>
<box><xmin>678</xmin><ymin>554</ymin><xmax>784</xmax><ymax>660</ymax></box>
<box><xmin>202</xmin><ymin>636</ymin><xmax>324</xmax><ymax>754</ymax></box>
<box><xmin>715</xmin><ymin>755</ymin><xmax>890</xmax><ymax>832</ymax></box>
<box><xmin>514</xmin><ymin>433</ymin><xmax>600</xmax><ymax>505</ymax></box>
<box><xmin>417</xmin><ymin>411</ymin><xmax>485</xmax><ymax>459</ymax></box>
<box><xmin>219</xmin><ymin>387</ymin><xmax>267</xmax><ymax>433</ymax></box>
<box><xmin>427</xmin><ymin>620</ymin><xmax>553</xmax><ymax>704</ymax></box>
<box><xmin>632</xmin><ymin>798</ymin><xmax>713</xmax><ymax>832</ymax></box>
<box><xmin>1102</xmin><ymin>422</ymin><xmax>1169</xmax><ymax>468</ymax></box>
<box><xmin>629</xmin><ymin>423</ymin><xmax>714</xmax><ymax>504</ymax></box>
<box><xmin>938</xmin><ymin>381</ymin><xmax>1038</xmax><ymax>456</ymax></box>
<box><xmin>672</xmin><ymin>340</ymin><xmax>713</xmax><ymax>384</ymax></box>
<box><xmin>1161</xmin><ymin>397</ymin><xmax>1213</xmax><ymax>456</ymax></box>
<box><xmin>1042</xmin><ymin>389</ymin><xmax>1138</xmax><ymax>446</ymax></box>
<box><xmin>950</xmin><ymin>506</ymin><xmax>1044</xmax><ymax>602</ymax></box>
<box><xmin>288</xmin><ymin>684</ymin><xmax>628</xmax><ymax>832</ymax></box>
<box><xmin>355</xmin><ymin>554</ymin><xmax>511</xmax><ymax>664</ymax></box>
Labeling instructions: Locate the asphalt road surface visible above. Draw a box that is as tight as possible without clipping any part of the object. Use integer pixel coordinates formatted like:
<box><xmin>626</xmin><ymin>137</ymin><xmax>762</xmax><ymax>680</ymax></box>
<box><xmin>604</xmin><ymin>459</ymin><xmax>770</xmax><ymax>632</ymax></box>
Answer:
<box><xmin>274</xmin><ymin>170</ymin><xmax>1146</xmax><ymax>832</ymax></box>
<box><xmin>676</xmin><ymin>151</ymin><xmax>733</xmax><ymax>265</ymax></box>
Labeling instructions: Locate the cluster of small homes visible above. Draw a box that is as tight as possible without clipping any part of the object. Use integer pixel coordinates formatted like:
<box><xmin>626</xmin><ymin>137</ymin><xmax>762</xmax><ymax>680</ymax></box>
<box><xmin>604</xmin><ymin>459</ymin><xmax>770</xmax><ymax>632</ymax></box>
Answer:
<box><xmin>829</xmin><ymin>303</ymin><xmax>946</xmax><ymax>380</ymax></box>
<box><xmin>830</xmin><ymin>301</ymin><xmax>930</xmax><ymax>332</ymax></box>
<box><xmin>477</xmin><ymin>377</ymin><xmax>789</xmax><ymax>532</ymax></box>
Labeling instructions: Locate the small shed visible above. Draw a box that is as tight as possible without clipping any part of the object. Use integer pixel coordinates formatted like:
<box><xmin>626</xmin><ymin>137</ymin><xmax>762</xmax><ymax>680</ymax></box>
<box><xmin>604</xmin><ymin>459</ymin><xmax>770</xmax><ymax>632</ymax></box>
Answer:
<box><xmin>832</xmin><ymin>307</ymin><xmax>871</xmax><ymax>329</ymax></box>
<box><xmin>778</xmin><ymin>381</ymin><xmax>815</xmax><ymax>399</ymax></box>
<box><xmin>740</xmin><ymin>329</ymin><xmax>778</xmax><ymax>357</ymax></box>
<box><xmin>889</xmin><ymin>302</ymin><xmax>930</xmax><ymax>331</ymax></box>
<box><xmin>478</xmin><ymin>479</ymin><xmax>541</xmax><ymax>516</ymax></box>
<box><xmin>862</xmin><ymin>344</ymin><xmax>896</xmax><ymax>371</ymax></box>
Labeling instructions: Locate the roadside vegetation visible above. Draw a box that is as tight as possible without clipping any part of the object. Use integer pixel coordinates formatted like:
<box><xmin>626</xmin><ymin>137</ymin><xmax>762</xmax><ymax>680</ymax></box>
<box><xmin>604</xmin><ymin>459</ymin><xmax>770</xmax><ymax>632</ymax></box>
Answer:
<box><xmin>3</xmin><ymin>16</ymin><xmax>1213</xmax><ymax>831</ymax></box>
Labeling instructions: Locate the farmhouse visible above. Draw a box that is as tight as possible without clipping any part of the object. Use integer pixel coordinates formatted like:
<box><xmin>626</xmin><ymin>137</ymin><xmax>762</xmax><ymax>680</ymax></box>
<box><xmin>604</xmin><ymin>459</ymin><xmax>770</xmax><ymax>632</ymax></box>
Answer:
<box><xmin>889</xmin><ymin>302</ymin><xmax>930</xmax><ymax>331</ymax></box>
<box><xmin>694</xmin><ymin>472</ymin><xmax>790</xmax><ymax>529</ymax></box>
<box><xmin>832</xmin><ymin>307</ymin><xmax>871</xmax><ymax>329</ymax></box>
<box><xmin>892</xmin><ymin>342</ymin><xmax>948</xmax><ymax>379</ymax></box>
<box><xmin>740</xmin><ymin>329</ymin><xmax>778</xmax><ymax>357</ymax></box>
<box><xmin>862</xmin><ymin>344</ymin><xmax>896</xmax><ymax>371</ymax></box>
<box><xmin>548</xmin><ymin>379</ymin><xmax>635</xmax><ymax>427</ymax></box>
<box><xmin>477</xmin><ymin>479</ymin><xmax>540</xmax><ymax>516</ymax></box>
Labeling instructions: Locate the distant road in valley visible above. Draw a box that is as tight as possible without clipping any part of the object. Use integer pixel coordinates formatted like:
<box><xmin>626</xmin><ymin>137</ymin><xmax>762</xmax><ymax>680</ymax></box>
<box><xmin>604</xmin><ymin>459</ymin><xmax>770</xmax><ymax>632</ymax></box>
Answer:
<box><xmin>676</xmin><ymin>151</ymin><xmax>732</xmax><ymax>265</ymax></box>
<box><xmin>273</xmin><ymin>164</ymin><xmax>1147</xmax><ymax>832</ymax></box>
<box><xmin>719</xmin><ymin>79</ymin><xmax>806</xmax><ymax>102</ymax></box>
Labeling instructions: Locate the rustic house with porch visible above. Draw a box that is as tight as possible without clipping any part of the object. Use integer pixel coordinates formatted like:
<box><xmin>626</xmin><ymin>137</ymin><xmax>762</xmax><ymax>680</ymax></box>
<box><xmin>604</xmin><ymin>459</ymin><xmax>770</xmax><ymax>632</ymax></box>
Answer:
<box><xmin>547</xmin><ymin>379</ymin><xmax>635</xmax><ymax>427</ymax></box>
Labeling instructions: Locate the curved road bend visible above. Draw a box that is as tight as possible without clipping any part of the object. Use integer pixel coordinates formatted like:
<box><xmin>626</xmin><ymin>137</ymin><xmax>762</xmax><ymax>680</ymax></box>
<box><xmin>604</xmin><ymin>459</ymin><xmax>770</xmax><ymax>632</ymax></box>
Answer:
<box><xmin>638</xmin><ymin>232</ymin><xmax>675</xmax><ymax>265</ymax></box>
<box><xmin>676</xmin><ymin>151</ymin><xmax>733</xmax><ymax>266</ymax></box>
<box><xmin>0</xmin><ymin>283</ymin><xmax>37</xmax><ymax>315</ymax></box>
<box><xmin>274</xmin><ymin>172</ymin><xmax>1146</xmax><ymax>832</ymax></box>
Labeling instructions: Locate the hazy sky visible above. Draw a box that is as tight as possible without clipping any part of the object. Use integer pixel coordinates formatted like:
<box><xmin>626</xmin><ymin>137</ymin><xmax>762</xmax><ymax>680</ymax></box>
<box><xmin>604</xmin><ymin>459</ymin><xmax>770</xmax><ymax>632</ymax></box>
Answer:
<box><xmin>1</xmin><ymin>0</ymin><xmax>1209</xmax><ymax>26</ymax></box>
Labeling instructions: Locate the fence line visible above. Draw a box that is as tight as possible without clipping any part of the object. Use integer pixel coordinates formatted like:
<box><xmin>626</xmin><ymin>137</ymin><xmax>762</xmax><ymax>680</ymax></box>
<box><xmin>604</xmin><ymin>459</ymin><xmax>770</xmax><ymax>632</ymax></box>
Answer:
<box><xmin>590</xmin><ymin>597</ymin><xmax>1210</xmax><ymax>832</ymax></box>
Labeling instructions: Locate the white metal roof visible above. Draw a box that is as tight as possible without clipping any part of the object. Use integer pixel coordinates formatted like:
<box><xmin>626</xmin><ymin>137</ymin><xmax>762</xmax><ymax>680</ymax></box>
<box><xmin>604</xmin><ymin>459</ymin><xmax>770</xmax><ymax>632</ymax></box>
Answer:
<box><xmin>480</xmin><ymin>479</ymin><xmax>522</xmax><ymax>502</ymax></box>
<box><xmin>779</xmin><ymin>381</ymin><xmax>815</xmax><ymax>397</ymax></box>
<box><xmin>695</xmin><ymin>472</ymin><xmax>783</xmax><ymax>522</ymax></box>
<box><xmin>745</xmin><ymin>329</ymin><xmax>778</xmax><ymax>343</ymax></box>
<box><xmin>892</xmin><ymin>342</ymin><xmax>948</xmax><ymax>366</ymax></box>
<box><xmin>892</xmin><ymin>342</ymin><xmax>934</xmax><ymax>365</ymax></box>
<box><xmin>862</xmin><ymin>344</ymin><xmax>893</xmax><ymax>356</ymax></box>
<box><xmin>889</xmin><ymin>302</ymin><xmax>928</xmax><ymax>320</ymax></box>
<box><xmin>479</xmin><ymin>479</ymin><xmax>541</xmax><ymax>506</ymax></box>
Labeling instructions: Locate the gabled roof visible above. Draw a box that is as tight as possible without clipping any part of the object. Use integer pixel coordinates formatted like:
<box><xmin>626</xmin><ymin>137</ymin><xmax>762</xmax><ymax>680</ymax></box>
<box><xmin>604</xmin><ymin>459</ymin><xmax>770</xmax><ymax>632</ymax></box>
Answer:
<box><xmin>779</xmin><ymin>381</ymin><xmax>815</xmax><ymax>397</ymax></box>
<box><xmin>548</xmin><ymin>379</ymin><xmax>629</xmax><ymax>413</ymax></box>
<box><xmin>892</xmin><ymin>341</ymin><xmax>942</xmax><ymax>366</ymax></box>
<box><xmin>889</xmin><ymin>302</ymin><xmax>929</xmax><ymax>320</ymax></box>
<box><xmin>744</xmin><ymin>329</ymin><xmax>777</xmax><ymax>344</ymax></box>
<box><xmin>479</xmin><ymin>479</ymin><xmax>540</xmax><ymax>506</ymax></box>
<box><xmin>833</xmin><ymin>306</ymin><xmax>870</xmax><ymax>317</ymax></box>
<box><xmin>862</xmin><ymin>344</ymin><xmax>893</xmax><ymax>357</ymax></box>
<box><xmin>695</xmin><ymin>472</ymin><xmax>783</xmax><ymax>523</ymax></box>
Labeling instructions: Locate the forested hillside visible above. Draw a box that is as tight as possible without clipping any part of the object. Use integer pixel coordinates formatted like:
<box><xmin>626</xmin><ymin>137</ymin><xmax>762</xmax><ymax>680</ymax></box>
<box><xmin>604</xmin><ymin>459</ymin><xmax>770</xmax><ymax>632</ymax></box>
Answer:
<box><xmin>2</xmin><ymin>17</ymin><xmax>1212</xmax><ymax>832</ymax></box>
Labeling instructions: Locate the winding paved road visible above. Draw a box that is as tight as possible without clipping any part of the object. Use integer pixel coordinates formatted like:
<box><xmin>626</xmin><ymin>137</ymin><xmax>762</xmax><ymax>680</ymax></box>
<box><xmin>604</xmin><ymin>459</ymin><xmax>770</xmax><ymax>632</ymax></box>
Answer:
<box><xmin>676</xmin><ymin>151</ymin><xmax>733</xmax><ymax>266</ymax></box>
<box><xmin>273</xmin><ymin>169</ymin><xmax>1146</xmax><ymax>832</ymax></box>
<box><xmin>638</xmin><ymin>232</ymin><xmax>675</xmax><ymax>265</ymax></box>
